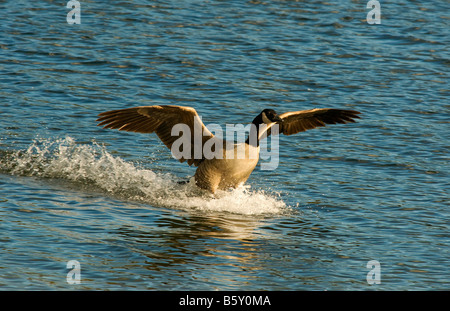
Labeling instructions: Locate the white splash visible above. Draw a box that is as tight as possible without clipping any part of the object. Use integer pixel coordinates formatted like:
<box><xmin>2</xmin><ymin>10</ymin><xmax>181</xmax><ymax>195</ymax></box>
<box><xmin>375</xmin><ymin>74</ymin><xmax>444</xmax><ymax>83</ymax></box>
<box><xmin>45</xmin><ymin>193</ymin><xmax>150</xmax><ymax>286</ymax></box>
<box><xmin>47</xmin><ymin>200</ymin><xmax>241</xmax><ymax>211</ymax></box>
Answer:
<box><xmin>1</xmin><ymin>137</ymin><xmax>286</xmax><ymax>215</ymax></box>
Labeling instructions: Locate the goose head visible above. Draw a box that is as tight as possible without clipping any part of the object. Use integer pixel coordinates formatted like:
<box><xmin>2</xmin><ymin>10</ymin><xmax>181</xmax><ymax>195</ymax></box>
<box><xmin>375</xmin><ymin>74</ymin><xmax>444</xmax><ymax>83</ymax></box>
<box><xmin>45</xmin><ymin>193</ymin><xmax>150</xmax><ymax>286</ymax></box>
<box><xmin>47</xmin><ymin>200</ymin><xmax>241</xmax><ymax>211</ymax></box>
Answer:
<box><xmin>247</xmin><ymin>109</ymin><xmax>284</xmax><ymax>146</ymax></box>
<box><xmin>258</xmin><ymin>109</ymin><xmax>284</xmax><ymax>125</ymax></box>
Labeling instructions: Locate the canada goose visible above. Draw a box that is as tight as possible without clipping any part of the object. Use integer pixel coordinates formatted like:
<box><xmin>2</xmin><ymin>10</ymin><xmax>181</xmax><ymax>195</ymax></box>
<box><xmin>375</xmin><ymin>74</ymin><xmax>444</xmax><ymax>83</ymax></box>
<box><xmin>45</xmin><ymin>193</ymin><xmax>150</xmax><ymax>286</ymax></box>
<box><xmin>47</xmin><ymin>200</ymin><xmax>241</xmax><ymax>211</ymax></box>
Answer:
<box><xmin>97</xmin><ymin>105</ymin><xmax>360</xmax><ymax>193</ymax></box>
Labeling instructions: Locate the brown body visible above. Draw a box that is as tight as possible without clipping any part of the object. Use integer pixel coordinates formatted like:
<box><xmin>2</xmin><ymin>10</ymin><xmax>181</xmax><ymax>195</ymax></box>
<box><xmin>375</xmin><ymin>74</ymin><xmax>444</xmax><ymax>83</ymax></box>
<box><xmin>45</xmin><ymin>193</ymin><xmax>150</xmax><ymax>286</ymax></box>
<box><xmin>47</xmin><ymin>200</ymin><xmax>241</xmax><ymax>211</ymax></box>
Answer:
<box><xmin>194</xmin><ymin>143</ymin><xmax>260</xmax><ymax>193</ymax></box>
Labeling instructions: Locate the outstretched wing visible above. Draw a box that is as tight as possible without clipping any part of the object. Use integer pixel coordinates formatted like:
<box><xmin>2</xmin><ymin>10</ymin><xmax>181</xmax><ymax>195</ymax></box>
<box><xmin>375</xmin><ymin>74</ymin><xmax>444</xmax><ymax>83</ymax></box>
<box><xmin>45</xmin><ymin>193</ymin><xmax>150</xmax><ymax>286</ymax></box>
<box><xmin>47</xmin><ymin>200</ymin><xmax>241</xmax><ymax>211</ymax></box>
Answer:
<box><xmin>264</xmin><ymin>108</ymin><xmax>360</xmax><ymax>137</ymax></box>
<box><xmin>96</xmin><ymin>105</ymin><xmax>215</xmax><ymax>166</ymax></box>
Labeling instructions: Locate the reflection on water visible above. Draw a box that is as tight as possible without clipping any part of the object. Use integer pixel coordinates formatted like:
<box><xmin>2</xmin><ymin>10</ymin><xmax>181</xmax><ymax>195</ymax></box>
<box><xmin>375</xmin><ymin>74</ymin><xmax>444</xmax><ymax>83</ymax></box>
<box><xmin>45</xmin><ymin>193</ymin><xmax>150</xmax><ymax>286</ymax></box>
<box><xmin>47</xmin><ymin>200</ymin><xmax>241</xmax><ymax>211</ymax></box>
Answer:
<box><xmin>113</xmin><ymin>212</ymin><xmax>270</xmax><ymax>289</ymax></box>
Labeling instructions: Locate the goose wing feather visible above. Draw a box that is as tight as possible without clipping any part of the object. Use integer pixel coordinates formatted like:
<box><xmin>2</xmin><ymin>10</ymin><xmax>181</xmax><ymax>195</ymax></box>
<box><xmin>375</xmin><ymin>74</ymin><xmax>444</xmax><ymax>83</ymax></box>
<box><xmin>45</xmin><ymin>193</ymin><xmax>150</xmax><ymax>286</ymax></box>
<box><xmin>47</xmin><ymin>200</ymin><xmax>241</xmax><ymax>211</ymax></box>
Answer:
<box><xmin>264</xmin><ymin>108</ymin><xmax>360</xmax><ymax>137</ymax></box>
<box><xmin>97</xmin><ymin>105</ymin><xmax>214</xmax><ymax>166</ymax></box>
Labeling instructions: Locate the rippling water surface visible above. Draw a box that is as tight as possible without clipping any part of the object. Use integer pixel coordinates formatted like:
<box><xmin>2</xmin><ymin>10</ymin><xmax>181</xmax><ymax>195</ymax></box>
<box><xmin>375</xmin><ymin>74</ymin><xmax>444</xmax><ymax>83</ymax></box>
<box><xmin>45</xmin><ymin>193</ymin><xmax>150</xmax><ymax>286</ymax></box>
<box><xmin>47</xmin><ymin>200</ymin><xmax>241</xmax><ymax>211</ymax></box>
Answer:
<box><xmin>0</xmin><ymin>0</ymin><xmax>449</xmax><ymax>290</ymax></box>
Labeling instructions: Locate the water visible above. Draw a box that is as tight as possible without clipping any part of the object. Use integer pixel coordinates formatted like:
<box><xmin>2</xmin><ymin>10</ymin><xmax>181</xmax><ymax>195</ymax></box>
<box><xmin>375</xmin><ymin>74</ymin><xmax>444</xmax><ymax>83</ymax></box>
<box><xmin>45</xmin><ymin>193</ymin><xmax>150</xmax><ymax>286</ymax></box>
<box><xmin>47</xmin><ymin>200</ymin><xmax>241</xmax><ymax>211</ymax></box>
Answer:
<box><xmin>0</xmin><ymin>0</ymin><xmax>449</xmax><ymax>290</ymax></box>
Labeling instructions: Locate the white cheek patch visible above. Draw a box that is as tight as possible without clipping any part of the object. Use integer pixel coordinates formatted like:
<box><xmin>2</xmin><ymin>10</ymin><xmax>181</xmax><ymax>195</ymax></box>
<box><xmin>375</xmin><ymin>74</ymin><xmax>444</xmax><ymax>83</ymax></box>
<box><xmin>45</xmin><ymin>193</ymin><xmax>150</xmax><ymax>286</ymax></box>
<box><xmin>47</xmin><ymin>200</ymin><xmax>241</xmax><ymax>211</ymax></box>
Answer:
<box><xmin>261</xmin><ymin>112</ymin><xmax>272</xmax><ymax>124</ymax></box>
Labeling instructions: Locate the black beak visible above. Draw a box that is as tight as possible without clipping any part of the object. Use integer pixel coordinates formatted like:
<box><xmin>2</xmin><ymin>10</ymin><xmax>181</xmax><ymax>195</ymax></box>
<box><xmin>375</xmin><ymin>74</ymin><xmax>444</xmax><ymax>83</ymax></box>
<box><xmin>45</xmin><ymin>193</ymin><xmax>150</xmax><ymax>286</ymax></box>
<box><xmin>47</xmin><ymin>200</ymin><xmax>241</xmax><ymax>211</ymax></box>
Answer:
<box><xmin>274</xmin><ymin>115</ymin><xmax>283</xmax><ymax>123</ymax></box>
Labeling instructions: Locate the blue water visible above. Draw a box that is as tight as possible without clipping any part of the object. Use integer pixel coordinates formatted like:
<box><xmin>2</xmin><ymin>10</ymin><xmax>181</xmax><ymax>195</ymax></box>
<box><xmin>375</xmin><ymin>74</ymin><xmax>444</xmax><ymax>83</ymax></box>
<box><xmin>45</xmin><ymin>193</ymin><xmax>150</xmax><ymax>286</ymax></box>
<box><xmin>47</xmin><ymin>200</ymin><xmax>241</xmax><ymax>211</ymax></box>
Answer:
<box><xmin>0</xmin><ymin>0</ymin><xmax>449</xmax><ymax>290</ymax></box>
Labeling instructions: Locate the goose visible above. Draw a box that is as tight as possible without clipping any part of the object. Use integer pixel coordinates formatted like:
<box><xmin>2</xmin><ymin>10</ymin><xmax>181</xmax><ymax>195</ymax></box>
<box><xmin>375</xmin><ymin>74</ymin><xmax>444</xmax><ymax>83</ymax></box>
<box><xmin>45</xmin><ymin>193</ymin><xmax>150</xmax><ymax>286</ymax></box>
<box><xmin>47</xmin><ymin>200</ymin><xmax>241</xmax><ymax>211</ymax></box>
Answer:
<box><xmin>96</xmin><ymin>105</ymin><xmax>360</xmax><ymax>193</ymax></box>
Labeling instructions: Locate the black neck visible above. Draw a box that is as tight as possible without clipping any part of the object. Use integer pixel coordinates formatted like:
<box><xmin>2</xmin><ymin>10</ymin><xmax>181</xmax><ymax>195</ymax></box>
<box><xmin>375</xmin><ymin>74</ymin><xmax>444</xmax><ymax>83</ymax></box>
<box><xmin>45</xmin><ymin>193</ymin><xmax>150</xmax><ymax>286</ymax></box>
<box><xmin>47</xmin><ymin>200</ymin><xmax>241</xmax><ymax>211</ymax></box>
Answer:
<box><xmin>245</xmin><ymin>114</ymin><xmax>264</xmax><ymax>147</ymax></box>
